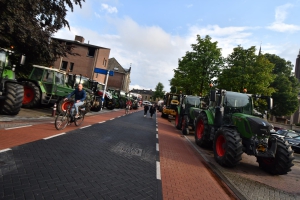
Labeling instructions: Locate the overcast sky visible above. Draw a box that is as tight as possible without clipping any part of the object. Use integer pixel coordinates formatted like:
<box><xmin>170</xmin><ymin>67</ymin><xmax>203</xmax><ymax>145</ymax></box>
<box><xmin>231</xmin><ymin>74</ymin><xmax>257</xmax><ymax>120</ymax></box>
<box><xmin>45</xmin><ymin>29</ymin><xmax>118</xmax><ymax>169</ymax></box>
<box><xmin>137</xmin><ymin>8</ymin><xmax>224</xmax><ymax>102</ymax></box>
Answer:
<box><xmin>54</xmin><ymin>0</ymin><xmax>300</xmax><ymax>91</ymax></box>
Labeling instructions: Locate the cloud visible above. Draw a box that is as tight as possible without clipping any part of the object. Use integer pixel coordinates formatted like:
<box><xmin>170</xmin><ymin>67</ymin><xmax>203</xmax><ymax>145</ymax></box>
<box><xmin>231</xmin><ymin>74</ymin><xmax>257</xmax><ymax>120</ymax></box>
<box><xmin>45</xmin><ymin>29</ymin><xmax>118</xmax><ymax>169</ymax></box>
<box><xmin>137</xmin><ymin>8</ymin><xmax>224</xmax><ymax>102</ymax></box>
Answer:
<box><xmin>101</xmin><ymin>4</ymin><xmax>118</xmax><ymax>14</ymax></box>
<box><xmin>267</xmin><ymin>3</ymin><xmax>300</xmax><ymax>33</ymax></box>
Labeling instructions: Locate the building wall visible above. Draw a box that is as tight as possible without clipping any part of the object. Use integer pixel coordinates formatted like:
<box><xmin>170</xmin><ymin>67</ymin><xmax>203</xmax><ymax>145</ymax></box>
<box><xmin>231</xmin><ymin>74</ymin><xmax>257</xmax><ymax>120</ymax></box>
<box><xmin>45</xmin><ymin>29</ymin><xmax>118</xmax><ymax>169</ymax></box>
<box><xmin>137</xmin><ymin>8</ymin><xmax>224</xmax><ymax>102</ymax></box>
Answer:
<box><xmin>52</xmin><ymin>38</ymin><xmax>110</xmax><ymax>84</ymax></box>
<box><xmin>107</xmin><ymin>72</ymin><xmax>123</xmax><ymax>89</ymax></box>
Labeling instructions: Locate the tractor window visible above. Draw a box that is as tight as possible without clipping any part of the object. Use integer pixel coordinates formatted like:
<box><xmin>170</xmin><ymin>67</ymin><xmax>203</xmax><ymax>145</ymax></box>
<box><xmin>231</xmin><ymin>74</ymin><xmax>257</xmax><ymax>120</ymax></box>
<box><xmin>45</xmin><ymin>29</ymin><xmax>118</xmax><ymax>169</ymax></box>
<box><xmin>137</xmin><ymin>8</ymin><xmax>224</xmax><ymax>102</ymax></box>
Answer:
<box><xmin>224</xmin><ymin>92</ymin><xmax>252</xmax><ymax>115</ymax></box>
<box><xmin>55</xmin><ymin>72</ymin><xmax>64</xmax><ymax>85</ymax></box>
<box><xmin>31</xmin><ymin>68</ymin><xmax>44</xmax><ymax>81</ymax></box>
<box><xmin>43</xmin><ymin>70</ymin><xmax>54</xmax><ymax>83</ymax></box>
<box><xmin>0</xmin><ymin>51</ymin><xmax>6</xmax><ymax>68</ymax></box>
<box><xmin>186</xmin><ymin>97</ymin><xmax>201</xmax><ymax>108</ymax></box>
<box><xmin>80</xmin><ymin>77</ymin><xmax>89</xmax><ymax>88</ymax></box>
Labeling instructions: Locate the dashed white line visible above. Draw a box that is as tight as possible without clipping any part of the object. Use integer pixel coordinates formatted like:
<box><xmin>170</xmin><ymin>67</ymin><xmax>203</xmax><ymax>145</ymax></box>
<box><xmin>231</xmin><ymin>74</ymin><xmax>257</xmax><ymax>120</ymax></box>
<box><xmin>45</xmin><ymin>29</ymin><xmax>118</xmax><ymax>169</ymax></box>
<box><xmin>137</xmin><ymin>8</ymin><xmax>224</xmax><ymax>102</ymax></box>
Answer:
<box><xmin>156</xmin><ymin>161</ymin><xmax>161</xmax><ymax>180</ymax></box>
<box><xmin>156</xmin><ymin>143</ymin><xmax>159</xmax><ymax>151</ymax></box>
<box><xmin>80</xmin><ymin>125</ymin><xmax>91</xmax><ymax>129</ymax></box>
<box><xmin>5</xmin><ymin>125</ymin><xmax>32</xmax><ymax>130</ymax></box>
<box><xmin>156</xmin><ymin>134</ymin><xmax>158</xmax><ymax>139</ymax></box>
<box><xmin>110</xmin><ymin>118</ymin><xmax>115</xmax><ymax>120</ymax></box>
<box><xmin>43</xmin><ymin>133</ymin><xmax>66</xmax><ymax>140</ymax></box>
<box><xmin>0</xmin><ymin>148</ymin><xmax>11</xmax><ymax>153</ymax></box>
<box><xmin>156</xmin><ymin>128</ymin><xmax>158</xmax><ymax>132</ymax></box>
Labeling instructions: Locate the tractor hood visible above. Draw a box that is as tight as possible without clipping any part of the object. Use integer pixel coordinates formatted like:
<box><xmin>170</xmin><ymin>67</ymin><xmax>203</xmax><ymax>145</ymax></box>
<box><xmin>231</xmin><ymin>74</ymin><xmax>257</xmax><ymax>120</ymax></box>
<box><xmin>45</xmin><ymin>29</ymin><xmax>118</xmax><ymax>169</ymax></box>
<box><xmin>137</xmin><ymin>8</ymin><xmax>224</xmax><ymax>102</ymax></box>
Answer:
<box><xmin>232</xmin><ymin>113</ymin><xmax>272</xmax><ymax>139</ymax></box>
<box><xmin>97</xmin><ymin>90</ymin><xmax>112</xmax><ymax>99</ymax></box>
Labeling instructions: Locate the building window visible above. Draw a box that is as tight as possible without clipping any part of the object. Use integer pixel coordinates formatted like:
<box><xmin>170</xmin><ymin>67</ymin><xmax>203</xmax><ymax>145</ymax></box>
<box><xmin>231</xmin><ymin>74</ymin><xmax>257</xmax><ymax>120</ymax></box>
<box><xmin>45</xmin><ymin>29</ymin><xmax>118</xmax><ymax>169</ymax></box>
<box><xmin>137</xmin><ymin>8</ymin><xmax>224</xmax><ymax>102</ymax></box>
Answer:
<box><xmin>69</xmin><ymin>62</ymin><xmax>74</xmax><ymax>72</ymax></box>
<box><xmin>87</xmin><ymin>47</ymin><xmax>96</xmax><ymax>57</ymax></box>
<box><xmin>61</xmin><ymin>61</ymin><xmax>68</xmax><ymax>71</ymax></box>
<box><xmin>103</xmin><ymin>58</ymin><xmax>107</xmax><ymax>66</ymax></box>
<box><xmin>145</xmin><ymin>96</ymin><xmax>147</xmax><ymax>100</ymax></box>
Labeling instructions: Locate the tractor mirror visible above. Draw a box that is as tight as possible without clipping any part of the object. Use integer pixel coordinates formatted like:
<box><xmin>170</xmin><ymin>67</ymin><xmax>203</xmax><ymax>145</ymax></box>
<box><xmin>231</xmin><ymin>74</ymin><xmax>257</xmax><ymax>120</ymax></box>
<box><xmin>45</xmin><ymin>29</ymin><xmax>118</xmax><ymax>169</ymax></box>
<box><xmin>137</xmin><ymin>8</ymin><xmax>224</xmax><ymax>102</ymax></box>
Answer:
<box><xmin>268</xmin><ymin>97</ymin><xmax>273</xmax><ymax>110</ymax></box>
<box><xmin>210</xmin><ymin>90</ymin><xmax>216</xmax><ymax>102</ymax></box>
<box><xmin>20</xmin><ymin>55</ymin><xmax>26</xmax><ymax>65</ymax></box>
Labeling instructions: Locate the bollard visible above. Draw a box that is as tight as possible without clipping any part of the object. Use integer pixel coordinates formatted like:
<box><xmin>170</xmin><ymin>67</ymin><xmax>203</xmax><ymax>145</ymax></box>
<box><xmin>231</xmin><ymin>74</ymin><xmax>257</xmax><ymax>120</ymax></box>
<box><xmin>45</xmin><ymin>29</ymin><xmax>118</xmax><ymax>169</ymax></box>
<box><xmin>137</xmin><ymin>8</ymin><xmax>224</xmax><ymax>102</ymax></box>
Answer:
<box><xmin>52</xmin><ymin>103</ymin><xmax>57</xmax><ymax>117</ymax></box>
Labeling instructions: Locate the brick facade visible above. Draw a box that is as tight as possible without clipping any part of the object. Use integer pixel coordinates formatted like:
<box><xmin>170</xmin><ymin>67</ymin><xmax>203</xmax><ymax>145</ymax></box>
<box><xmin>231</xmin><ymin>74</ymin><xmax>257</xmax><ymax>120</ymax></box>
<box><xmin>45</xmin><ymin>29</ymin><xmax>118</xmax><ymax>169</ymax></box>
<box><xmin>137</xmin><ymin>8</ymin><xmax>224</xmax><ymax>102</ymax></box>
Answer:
<box><xmin>107</xmin><ymin>58</ymin><xmax>131</xmax><ymax>93</ymax></box>
<box><xmin>52</xmin><ymin>35</ymin><xmax>110</xmax><ymax>84</ymax></box>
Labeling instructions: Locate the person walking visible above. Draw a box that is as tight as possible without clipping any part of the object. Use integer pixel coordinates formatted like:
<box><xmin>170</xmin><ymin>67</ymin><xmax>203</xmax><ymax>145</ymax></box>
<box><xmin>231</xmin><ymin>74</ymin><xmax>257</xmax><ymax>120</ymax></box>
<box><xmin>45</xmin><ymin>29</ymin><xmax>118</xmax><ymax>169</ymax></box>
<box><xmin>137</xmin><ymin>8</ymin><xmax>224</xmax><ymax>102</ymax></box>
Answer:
<box><xmin>144</xmin><ymin>103</ymin><xmax>149</xmax><ymax>117</ymax></box>
<box><xmin>149</xmin><ymin>104</ymin><xmax>156</xmax><ymax>118</ymax></box>
<box><xmin>64</xmin><ymin>83</ymin><xmax>86</xmax><ymax>118</ymax></box>
<box><xmin>125</xmin><ymin>98</ymin><xmax>132</xmax><ymax>114</ymax></box>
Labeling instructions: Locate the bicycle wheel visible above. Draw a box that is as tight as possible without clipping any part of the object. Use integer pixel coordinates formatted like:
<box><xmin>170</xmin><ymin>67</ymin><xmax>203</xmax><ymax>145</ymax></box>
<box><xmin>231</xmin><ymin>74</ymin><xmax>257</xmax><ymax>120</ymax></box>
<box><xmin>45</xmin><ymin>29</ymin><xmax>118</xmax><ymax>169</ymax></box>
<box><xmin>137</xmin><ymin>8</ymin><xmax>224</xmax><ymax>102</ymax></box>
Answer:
<box><xmin>55</xmin><ymin>112</ymin><xmax>69</xmax><ymax>130</ymax></box>
<box><xmin>74</xmin><ymin>111</ymin><xmax>84</xmax><ymax>126</ymax></box>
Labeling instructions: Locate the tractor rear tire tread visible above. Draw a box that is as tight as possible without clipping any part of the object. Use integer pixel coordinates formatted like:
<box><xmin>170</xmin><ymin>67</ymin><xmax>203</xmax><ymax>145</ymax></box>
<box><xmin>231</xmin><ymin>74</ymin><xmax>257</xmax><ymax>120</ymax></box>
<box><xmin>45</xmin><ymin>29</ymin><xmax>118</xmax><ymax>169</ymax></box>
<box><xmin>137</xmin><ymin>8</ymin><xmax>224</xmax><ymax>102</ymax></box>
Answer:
<box><xmin>0</xmin><ymin>83</ymin><xmax>24</xmax><ymax>115</ymax></box>
<box><xmin>22</xmin><ymin>81</ymin><xmax>40</xmax><ymax>108</ymax></box>
<box><xmin>195</xmin><ymin>113</ymin><xmax>212</xmax><ymax>148</ymax></box>
<box><xmin>256</xmin><ymin>137</ymin><xmax>294</xmax><ymax>175</ymax></box>
<box><xmin>213</xmin><ymin>127</ymin><xmax>243</xmax><ymax>167</ymax></box>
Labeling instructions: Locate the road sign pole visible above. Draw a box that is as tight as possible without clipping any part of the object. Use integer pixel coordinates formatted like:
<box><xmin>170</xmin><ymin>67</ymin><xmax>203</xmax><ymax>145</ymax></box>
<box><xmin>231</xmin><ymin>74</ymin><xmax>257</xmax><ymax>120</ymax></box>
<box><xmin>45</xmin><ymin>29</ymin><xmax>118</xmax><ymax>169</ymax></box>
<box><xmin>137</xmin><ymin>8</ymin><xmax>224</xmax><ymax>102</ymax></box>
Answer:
<box><xmin>101</xmin><ymin>70</ymin><xmax>110</xmax><ymax>111</ymax></box>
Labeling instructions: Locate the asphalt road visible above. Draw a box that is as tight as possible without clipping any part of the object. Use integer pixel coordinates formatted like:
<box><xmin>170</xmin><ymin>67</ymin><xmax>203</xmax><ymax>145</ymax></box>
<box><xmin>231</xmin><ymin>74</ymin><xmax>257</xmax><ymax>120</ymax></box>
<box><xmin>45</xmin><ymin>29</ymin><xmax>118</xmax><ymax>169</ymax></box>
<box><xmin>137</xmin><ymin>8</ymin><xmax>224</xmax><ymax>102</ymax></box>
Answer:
<box><xmin>0</xmin><ymin>111</ymin><xmax>161</xmax><ymax>199</ymax></box>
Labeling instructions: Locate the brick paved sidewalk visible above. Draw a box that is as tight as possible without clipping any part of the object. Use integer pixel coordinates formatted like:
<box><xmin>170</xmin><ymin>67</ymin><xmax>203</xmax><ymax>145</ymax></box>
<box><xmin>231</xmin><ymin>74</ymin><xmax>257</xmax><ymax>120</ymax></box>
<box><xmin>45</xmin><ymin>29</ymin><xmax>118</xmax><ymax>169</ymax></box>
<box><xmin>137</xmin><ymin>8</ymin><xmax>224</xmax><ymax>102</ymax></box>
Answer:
<box><xmin>157</xmin><ymin>115</ymin><xmax>238</xmax><ymax>200</ymax></box>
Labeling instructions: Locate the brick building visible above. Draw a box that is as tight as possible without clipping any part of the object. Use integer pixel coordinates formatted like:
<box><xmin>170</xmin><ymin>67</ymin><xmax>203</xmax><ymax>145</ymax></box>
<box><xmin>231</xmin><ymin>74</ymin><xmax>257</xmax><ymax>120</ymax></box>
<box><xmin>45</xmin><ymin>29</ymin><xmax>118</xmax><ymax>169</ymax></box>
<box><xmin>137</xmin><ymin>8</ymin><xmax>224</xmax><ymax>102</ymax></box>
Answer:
<box><xmin>130</xmin><ymin>89</ymin><xmax>154</xmax><ymax>102</ymax></box>
<box><xmin>52</xmin><ymin>35</ymin><xmax>110</xmax><ymax>84</ymax></box>
<box><xmin>107</xmin><ymin>58</ymin><xmax>131</xmax><ymax>93</ymax></box>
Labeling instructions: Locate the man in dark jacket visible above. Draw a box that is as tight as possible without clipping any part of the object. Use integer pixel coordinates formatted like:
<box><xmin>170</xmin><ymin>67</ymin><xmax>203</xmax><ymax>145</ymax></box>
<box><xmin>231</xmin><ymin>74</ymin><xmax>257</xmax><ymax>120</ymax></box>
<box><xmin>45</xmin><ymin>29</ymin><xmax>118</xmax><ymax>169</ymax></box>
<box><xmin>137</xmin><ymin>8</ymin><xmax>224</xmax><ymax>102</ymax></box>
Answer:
<box><xmin>149</xmin><ymin>104</ymin><xmax>156</xmax><ymax>118</ymax></box>
<box><xmin>144</xmin><ymin>103</ymin><xmax>149</xmax><ymax>117</ymax></box>
<box><xmin>64</xmin><ymin>83</ymin><xmax>86</xmax><ymax>118</ymax></box>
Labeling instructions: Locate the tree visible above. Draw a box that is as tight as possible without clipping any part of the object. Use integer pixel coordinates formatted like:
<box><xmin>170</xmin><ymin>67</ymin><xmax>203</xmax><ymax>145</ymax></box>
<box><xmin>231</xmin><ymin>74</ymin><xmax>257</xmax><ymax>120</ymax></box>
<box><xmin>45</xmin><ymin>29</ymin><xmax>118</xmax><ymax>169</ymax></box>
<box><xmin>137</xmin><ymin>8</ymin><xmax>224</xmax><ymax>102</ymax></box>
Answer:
<box><xmin>218</xmin><ymin>46</ymin><xmax>275</xmax><ymax>95</ymax></box>
<box><xmin>0</xmin><ymin>0</ymin><xmax>84</xmax><ymax>70</ymax></box>
<box><xmin>172</xmin><ymin>35</ymin><xmax>223</xmax><ymax>95</ymax></box>
<box><xmin>265</xmin><ymin>54</ymin><xmax>300</xmax><ymax>116</ymax></box>
<box><xmin>152</xmin><ymin>82</ymin><xmax>165</xmax><ymax>101</ymax></box>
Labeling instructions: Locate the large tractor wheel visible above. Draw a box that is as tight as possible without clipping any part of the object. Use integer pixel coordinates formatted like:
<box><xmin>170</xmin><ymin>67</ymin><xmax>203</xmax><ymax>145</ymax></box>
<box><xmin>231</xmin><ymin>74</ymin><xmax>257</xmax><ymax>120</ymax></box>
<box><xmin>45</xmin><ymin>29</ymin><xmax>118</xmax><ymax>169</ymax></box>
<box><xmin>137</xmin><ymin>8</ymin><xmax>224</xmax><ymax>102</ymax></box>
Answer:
<box><xmin>195</xmin><ymin>113</ymin><xmax>212</xmax><ymax>148</ymax></box>
<box><xmin>175</xmin><ymin>113</ymin><xmax>182</xmax><ymax>130</ymax></box>
<box><xmin>256</xmin><ymin>137</ymin><xmax>294</xmax><ymax>175</ymax></box>
<box><xmin>57</xmin><ymin>99</ymin><xmax>72</xmax><ymax>113</ymax></box>
<box><xmin>0</xmin><ymin>82</ymin><xmax>24</xmax><ymax>115</ymax></box>
<box><xmin>106</xmin><ymin>98</ymin><xmax>115</xmax><ymax>110</ymax></box>
<box><xmin>213</xmin><ymin>127</ymin><xmax>243</xmax><ymax>167</ymax></box>
<box><xmin>181</xmin><ymin>115</ymin><xmax>189</xmax><ymax>135</ymax></box>
<box><xmin>90</xmin><ymin>97</ymin><xmax>102</xmax><ymax>112</ymax></box>
<box><xmin>22</xmin><ymin>81</ymin><xmax>40</xmax><ymax>108</ymax></box>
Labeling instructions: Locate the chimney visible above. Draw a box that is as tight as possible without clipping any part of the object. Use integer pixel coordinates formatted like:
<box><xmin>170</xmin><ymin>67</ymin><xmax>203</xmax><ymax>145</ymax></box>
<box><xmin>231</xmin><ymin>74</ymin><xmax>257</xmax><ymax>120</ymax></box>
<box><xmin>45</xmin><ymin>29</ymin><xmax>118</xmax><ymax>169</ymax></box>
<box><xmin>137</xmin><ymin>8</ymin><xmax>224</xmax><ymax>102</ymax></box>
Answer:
<box><xmin>75</xmin><ymin>35</ymin><xmax>84</xmax><ymax>43</ymax></box>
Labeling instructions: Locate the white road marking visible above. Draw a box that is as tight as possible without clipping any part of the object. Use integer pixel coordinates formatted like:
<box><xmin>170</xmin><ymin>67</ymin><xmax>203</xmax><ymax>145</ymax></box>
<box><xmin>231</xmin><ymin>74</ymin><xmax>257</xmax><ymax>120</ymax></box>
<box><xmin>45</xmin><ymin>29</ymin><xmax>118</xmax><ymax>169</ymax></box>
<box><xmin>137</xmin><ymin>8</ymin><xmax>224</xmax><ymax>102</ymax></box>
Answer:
<box><xmin>98</xmin><ymin>121</ymin><xmax>105</xmax><ymax>123</ymax></box>
<box><xmin>43</xmin><ymin>133</ymin><xmax>66</xmax><ymax>140</ymax></box>
<box><xmin>0</xmin><ymin>148</ymin><xmax>11</xmax><ymax>153</ymax></box>
<box><xmin>5</xmin><ymin>125</ymin><xmax>32</xmax><ymax>130</ymax></box>
<box><xmin>156</xmin><ymin>143</ymin><xmax>159</xmax><ymax>151</ymax></box>
<box><xmin>156</xmin><ymin>161</ymin><xmax>161</xmax><ymax>180</ymax></box>
<box><xmin>80</xmin><ymin>125</ymin><xmax>91</xmax><ymax>129</ymax></box>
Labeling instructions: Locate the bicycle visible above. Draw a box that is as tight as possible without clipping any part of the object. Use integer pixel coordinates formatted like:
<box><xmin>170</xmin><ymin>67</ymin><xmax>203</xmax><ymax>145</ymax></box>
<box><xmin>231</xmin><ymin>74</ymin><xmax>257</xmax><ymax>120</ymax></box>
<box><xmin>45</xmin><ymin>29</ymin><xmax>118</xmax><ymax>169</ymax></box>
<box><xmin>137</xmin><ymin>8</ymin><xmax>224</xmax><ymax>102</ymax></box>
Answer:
<box><xmin>55</xmin><ymin>99</ymin><xmax>85</xmax><ymax>130</ymax></box>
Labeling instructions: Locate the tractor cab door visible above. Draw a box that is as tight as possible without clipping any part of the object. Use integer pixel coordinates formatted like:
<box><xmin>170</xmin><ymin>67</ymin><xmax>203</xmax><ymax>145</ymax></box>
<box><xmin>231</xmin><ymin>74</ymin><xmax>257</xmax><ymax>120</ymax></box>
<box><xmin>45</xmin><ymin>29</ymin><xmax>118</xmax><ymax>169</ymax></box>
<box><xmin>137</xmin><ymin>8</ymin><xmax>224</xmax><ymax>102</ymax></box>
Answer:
<box><xmin>53</xmin><ymin>72</ymin><xmax>72</xmax><ymax>97</ymax></box>
<box><xmin>42</xmin><ymin>69</ymin><xmax>55</xmax><ymax>94</ymax></box>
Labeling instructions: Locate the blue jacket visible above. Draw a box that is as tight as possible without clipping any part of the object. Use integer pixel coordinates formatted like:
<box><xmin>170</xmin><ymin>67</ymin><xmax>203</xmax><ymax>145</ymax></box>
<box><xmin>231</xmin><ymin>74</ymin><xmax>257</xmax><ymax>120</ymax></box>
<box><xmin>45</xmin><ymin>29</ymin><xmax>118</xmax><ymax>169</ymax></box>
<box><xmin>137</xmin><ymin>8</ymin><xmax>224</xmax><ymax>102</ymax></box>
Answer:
<box><xmin>67</xmin><ymin>88</ymin><xmax>86</xmax><ymax>102</ymax></box>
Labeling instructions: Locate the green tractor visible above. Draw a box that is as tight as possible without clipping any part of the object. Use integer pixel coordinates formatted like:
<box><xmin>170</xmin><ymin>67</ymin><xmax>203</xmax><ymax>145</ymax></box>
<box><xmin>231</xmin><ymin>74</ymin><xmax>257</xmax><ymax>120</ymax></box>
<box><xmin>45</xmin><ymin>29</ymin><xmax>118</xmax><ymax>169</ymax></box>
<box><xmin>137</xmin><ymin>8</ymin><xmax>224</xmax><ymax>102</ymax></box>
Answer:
<box><xmin>18</xmin><ymin>65</ymin><xmax>93</xmax><ymax>113</ymax></box>
<box><xmin>175</xmin><ymin>95</ymin><xmax>207</xmax><ymax>135</ymax></box>
<box><xmin>0</xmin><ymin>47</ymin><xmax>25</xmax><ymax>115</ymax></box>
<box><xmin>194</xmin><ymin>89</ymin><xmax>294</xmax><ymax>175</ymax></box>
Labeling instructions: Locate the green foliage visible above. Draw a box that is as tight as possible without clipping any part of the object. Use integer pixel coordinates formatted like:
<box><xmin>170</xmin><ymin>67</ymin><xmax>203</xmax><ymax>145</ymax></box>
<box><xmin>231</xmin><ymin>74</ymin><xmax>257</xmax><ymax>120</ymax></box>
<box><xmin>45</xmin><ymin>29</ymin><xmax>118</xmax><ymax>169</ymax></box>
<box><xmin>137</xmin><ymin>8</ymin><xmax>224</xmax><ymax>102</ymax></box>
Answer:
<box><xmin>171</xmin><ymin>35</ymin><xmax>223</xmax><ymax>96</ymax></box>
<box><xmin>218</xmin><ymin>46</ymin><xmax>275</xmax><ymax>95</ymax></box>
<box><xmin>0</xmin><ymin>0</ymin><xmax>84</xmax><ymax>74</ymax></box>
<box><xmin>152</xmin><ymin>82</ymin><xmax>165</xmax><ymax>101</ymax></box>
<box><xmin>265</xmin><ymin>54</ymin><xmax>300</xmax><ymax>116</ymax></box>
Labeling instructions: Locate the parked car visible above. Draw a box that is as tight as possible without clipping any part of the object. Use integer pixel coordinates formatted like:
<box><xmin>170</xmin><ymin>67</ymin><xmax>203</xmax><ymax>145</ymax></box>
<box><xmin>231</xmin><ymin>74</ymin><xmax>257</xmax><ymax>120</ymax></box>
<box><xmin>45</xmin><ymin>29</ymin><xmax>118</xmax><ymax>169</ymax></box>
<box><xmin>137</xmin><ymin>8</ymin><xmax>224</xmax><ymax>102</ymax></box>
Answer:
<box><xmin>142</xmin><ymin>101</ymin><xmax>150</xmax><ymax>105</ymax></box>
<box><xmin>285</xmin><ymin>136</ymin><xmax>300</xmax><ymax>153</ymax></box>
<box><xmin>276</xmin><ymin>129</ymin><xmax>300</xmax><ymax>138</ymax></box>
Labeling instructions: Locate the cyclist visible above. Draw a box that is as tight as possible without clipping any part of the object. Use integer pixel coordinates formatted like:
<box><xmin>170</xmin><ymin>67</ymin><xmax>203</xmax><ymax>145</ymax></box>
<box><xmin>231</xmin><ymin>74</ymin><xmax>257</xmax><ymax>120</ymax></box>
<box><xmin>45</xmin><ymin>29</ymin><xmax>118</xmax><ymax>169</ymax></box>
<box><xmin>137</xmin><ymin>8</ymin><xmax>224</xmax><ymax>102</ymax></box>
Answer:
<box><xmin>64</xmin><ymin>83</ymin><xmax>86</xmax><ymax>118</ymax></box>
<box><xmin>125</xmin><ymin>98</ymin><xmax>132</xmax><ymax>113</ymax></box>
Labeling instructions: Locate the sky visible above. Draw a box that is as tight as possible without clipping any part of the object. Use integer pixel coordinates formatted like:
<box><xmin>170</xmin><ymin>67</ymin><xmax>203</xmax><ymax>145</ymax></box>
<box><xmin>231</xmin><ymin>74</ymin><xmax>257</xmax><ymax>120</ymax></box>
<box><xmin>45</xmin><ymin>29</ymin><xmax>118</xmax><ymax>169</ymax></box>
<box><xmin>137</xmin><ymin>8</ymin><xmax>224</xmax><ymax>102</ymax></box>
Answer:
<box><xmin>54</xmin><ymin>0</ymin><xmax>300</xmax><ymax>91</ymax></box>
